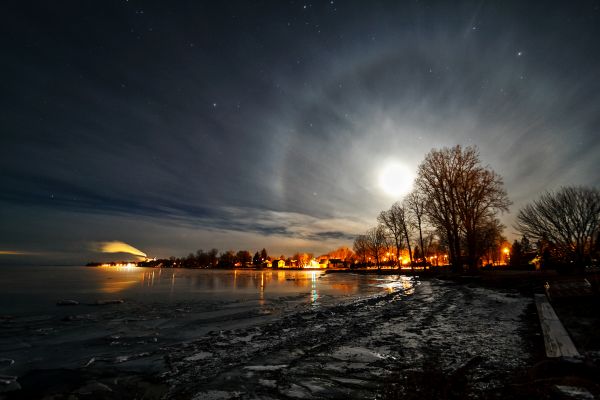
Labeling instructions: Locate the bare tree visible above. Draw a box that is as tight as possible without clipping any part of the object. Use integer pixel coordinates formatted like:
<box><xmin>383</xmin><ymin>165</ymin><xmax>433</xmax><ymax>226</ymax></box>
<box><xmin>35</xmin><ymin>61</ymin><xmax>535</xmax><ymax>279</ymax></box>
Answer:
<box><xmin>364</xmin><ymin>225</ymin><xmax>389</xmax><ymax>269</ymax></box>
<box><xmin>424</xmin><ymin>231</ymin><xmax>445</xmax><ymax>266</ymax></box>
<box><xmin>477</xmin><ymin>217</ymin><xmax>506</xmax><ymax>266</ymax></box>
<box><xmin>378</xmin><ymin>202</ymin><xmax>413</xmax><ymax>267</ymax></box>
<box><xmin>516</xmin><ymin>186</ymin><xmax>600</xmax><ymax>267</ymax></box>
<box><xmin>353</xmin><ymin>235</ymin><xmax>369</xmax><ymax>264</ymax></box>
<box><xmin>236</xmin><ymin>250</ymin><xmax>252</xmax><ymax>267</ymax></box>
<box><xmin>293</xmin><ymin>252</ymin><xmax>314</xmax><ymax>268</ymax></box>
<box><xmin>324</xmin><ymin>246</ymin><xmax>355</xmax><ymax>261</ymax></box>
<box><xmin>406</xmin><ymin>190</ymin><xmax>427</xmax><ymax>263</ymax></box>
<box><xmin>416</xmin><ymin>145</ymin><xmax>510</xmax><ymax>271</ymax></box>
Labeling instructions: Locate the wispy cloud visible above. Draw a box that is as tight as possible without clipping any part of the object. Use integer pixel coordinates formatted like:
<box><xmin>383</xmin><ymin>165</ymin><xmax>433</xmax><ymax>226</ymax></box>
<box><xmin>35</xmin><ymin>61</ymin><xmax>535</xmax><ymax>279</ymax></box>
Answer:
<box><xmin>0</xmin><ymin>250</ymin><xmax>29</xmax><ymax>255</ymax></box>
<box><xmin>1</xmin><ymin>2</ymin><xmax>598</xmax><ymax>262</ymax></box>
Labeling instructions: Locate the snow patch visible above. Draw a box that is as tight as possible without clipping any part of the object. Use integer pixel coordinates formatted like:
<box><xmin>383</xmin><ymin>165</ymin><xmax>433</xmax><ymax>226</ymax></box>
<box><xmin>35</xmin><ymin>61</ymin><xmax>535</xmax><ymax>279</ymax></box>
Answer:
<box><xmin>244</xmin><ymin>364</ymin><xmax>288</xmax><ymax>371</ymax></box>
<box><xmin>184</xmin><ymin>352</ymin><xmax>213</xmax><ymax>361</ymax></box>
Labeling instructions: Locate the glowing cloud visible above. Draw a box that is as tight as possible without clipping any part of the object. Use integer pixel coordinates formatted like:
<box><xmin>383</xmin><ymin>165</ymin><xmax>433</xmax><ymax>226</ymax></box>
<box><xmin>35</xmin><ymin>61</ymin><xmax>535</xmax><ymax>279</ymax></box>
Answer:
<box><xmin>98</xmin><ymin>241</ymin><xmax>147</xmax><ymax>257</ymax></box>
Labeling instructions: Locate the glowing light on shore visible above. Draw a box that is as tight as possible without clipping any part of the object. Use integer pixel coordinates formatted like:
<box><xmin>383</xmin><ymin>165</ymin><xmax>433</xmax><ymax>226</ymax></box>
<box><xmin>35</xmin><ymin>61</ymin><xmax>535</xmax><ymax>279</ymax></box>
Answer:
<box><xmin>100</xmin><ymin>262</ymin><xmax>137</xmax><ymax>268</ymax></box>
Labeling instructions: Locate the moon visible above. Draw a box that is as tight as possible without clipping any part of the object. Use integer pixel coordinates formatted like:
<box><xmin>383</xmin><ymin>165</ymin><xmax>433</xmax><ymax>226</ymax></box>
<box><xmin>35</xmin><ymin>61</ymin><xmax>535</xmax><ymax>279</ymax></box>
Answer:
<box><xmin>378</xmin><ymin>162</ymin><xmax>414</xmax><ymax>198</ymax></box>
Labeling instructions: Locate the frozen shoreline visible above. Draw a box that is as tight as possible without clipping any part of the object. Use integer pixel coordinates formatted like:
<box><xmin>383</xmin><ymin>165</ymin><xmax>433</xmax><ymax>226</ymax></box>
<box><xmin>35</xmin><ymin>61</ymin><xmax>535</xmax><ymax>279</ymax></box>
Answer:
<box><xmin>1</xmin><ymin>278</ymin><xmax>534</xmax><ymax>399</ymax></box>
<box><xmin>164</xmin><ymin>279</ymin><xmax>532</xmax><ymax>399</ymax></box>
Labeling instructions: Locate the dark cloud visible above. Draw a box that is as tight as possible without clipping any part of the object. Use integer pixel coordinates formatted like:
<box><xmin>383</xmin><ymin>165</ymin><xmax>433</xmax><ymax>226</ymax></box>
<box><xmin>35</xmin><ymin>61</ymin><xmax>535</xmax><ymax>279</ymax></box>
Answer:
<box><xmin>1</xmin><ymin>1</ymin><xmax>599</xmax><ymax>263</ymax></box>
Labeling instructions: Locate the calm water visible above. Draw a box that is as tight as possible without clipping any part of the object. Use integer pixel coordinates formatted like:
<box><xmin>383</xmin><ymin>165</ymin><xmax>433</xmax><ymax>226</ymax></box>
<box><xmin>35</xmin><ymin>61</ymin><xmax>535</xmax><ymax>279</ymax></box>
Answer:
<box><xmin>0</xmin><ymin>266</ymin><xmax>411</xmax><ymax>315</ymax></box>
<box><xmin>0</xmin><ymin>266</ymin><xmax>415</xmax><ymax>381</ymax></box>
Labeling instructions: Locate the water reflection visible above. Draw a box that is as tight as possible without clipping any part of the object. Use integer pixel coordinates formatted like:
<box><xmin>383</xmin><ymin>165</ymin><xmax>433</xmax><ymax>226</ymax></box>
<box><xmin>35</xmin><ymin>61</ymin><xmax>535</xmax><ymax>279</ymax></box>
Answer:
<box><xmin>99</xmin><ymin>279</ymin><xmax>139</xmax><ymax>293</ymax></box>
<box><xmin>98</xmin><ymin>265</ymin><xmax>144</xmax><ymax>293</ymax></box>
<box><xmin>0</xmin><ymin>265</ymin><xmax>423</xmax><ymax>316</ymax></box>
<box><xmin>259</xmin><ymin>272</ymin><xmax>265</xmax><ymax>306</ymax></box>
<box><xmin>373</xmin><ymin>275</ymin><xmax>417</xmax><ymax>295</ymax></box>
<box><xmin>94</xmin><ymin>268</ymin><xmax>416</xmax><ymax>306</ymax></box>
<box><xmin>311</xmin><ymin>272</ymin><xmax>319</xmax><ymax>304</ymax></box>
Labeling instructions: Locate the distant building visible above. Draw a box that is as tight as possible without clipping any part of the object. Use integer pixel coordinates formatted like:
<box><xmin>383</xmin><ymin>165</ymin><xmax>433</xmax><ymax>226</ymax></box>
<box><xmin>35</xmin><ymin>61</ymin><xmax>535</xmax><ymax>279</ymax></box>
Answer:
<box><xmin>272</xmin><ymin>259</ymin><xmax>286</xmax><ymax>268</ymax></box>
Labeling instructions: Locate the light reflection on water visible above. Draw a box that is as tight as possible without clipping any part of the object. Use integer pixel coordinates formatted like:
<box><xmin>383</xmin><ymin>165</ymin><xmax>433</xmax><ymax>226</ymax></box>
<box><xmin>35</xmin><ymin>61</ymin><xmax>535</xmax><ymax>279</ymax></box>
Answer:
<box><xmin>311</xmin><ymin>271</ymin><xmax>319</xmax><ymax>304</ymax></box>
<box><xmin>0</xmin><ymin>266</ymin><xmax>416</xmax><ymax>315</ymax></box>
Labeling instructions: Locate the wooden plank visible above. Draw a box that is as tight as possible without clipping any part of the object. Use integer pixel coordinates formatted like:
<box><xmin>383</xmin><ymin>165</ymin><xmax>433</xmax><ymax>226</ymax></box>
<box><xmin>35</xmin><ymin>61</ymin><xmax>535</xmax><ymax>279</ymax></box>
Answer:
<box><xmin>534</xmin><ymin>294</ymin><xmax>580</xmax><ymax>358</ymax></box>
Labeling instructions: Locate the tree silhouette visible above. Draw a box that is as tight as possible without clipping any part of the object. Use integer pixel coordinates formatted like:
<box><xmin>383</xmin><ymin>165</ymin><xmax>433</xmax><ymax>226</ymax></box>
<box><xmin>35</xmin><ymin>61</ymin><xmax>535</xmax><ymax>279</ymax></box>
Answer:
<box><xmin>516</xmin><ymin>186</ymin><xmax>600</xmax><ymax>268</ymax></box>
<box><xmin>236</xmin><ymin>250</ymin><xmax>252</xmax><ymax>267</ymax></box>
<box><xmin>378</xmin><ymin>202</ymin><xmax>412</xmax><ymax>267</ymax></box>
<box><xmin>416</xmin><ymin>145</ymin><xmax>510</xmax><ymax>271</ymax></box>
<box><xmin>364</xmin><ymin>225</ymin><xmax>389</xmax><ymax>269</ymax></box>
<box><xmin>353</xmin><ymin>234</ymin><xmax>370</xmax><ymax>264</ymax></box>
<box><xmin>406</xmin><ymin>190</ymin><xmax>427</xmax><ymax>263</ymax></box>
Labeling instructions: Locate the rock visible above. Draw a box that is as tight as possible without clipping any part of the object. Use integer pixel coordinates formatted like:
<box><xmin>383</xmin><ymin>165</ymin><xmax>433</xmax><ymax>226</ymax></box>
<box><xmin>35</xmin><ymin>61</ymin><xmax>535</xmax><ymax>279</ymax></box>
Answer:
<box><xmin>57</xmin><ymin>300</ymin><xmax>79</xmax><ymax>306</ymax></box>
<box><xmin>184</xmin><ymin>352</ymin><xmax>212</xmax><ymax>362</ymax></box>
<box><xmin>554</xmin><ymin>385</ymin><xmax>594</xmax><ymax>400</ymax></box>
<box><xmin>258</xmin><ymin>379</ymin><xmax>277</xmax><ymax>388</ymax></box>
<box><xmin>114</xmin><ymin>352</ymin><xmax>151</xmax><ymax>363</ymax></box>
<box><xmin>0</xmin><ymin>375</ymin><xmax>20</xmax><ymax>393</ymax></box>
<box><xmin>0</xmin><ymin>358</ymin><xmax>14</xmax><ymax>368</ymax></box>
<box><xmin>83</xmin><ymin>357</ymin><xmax>95</xmax><ymax>368</ymax></box>
<box><xmin>74</xmin><ymin>381</ymin><xmax>112</xmax><ymax>395</ymax></box>
<box><xmin>89</xmin><ymin>299</ymin><xmax>124</xmax><ymax>306</ymax></box>
<box><xmin>244</xmin><ymin>364</ymin><xmax>288</xmax><ymax>371</ymax></box>
<box><xmin>62</xmin><ymin>314</ymin><xmax>94</xmax><ymax>322</ymax></box>
<box><xmin>191</xmin><ymin>390</ymin><xmax>242</xmax><ymax>400</ymax></box>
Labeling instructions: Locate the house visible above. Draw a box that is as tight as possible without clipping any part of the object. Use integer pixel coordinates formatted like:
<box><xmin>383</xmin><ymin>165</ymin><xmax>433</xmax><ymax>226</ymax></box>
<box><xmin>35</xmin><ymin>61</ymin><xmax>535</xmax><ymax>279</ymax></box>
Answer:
<box><xmin>272</xmin><ymin>259</ymin><xmax>286</xmax><ymax>268</ymax></box>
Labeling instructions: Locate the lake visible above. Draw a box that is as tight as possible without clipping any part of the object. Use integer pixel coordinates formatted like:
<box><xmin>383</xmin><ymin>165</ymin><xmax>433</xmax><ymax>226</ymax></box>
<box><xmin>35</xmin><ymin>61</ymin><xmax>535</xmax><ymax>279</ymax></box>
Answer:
<box><xmin>0</xmin><ymin>266</ymin><xmax>411</xmax><ymax>315</ymax></box>
<box><xmin>0</xmin><ymin>266</ymin><xmax>533</xmax><ymax>399</ymax></box>
<box><xmin>0</xmin><ymin>266</ymin><xmax>415</xmax><ymax>383</ymax></box>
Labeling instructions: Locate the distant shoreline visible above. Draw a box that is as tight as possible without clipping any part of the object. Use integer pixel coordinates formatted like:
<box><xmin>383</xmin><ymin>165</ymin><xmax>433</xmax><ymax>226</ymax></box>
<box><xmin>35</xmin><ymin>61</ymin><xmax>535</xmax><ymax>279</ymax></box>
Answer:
<box><xmin>86</xmin><ymin>262</ymin><xmax>450</xmax><ymax>275</ymax></box>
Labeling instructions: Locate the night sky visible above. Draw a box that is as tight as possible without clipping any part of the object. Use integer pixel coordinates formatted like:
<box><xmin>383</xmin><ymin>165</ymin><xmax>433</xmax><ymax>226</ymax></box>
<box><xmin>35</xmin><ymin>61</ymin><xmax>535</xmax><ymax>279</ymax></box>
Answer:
<box><xmin>1</xmin><ymin>1</ymin><xmax>599</xmax><ymax>264</ymax></box>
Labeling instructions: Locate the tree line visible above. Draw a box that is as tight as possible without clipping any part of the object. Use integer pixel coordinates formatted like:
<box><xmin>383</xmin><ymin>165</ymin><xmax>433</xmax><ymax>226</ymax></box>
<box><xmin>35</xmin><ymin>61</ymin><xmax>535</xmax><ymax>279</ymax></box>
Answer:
<box><xmin>139</xmin><ymin>248</ymin><xmax>270</xmax><ymax>269</ymax></box>
<box><xmin>516</xmin><ymin>186</ymin><xmax>600</xmax><ymax>270</ymax></box>
<box><xmin>137</xmin><ymin>246</ymin><xmax>358</xmax><ymax>269</ymax></box>
<box><xmin>354</xmin><ymin>145</ymin><xmax>600</xmax><ymax>272</ymax></box>
<box><xmin>355</xmin><ymin>145</ymin><xmax>510</xmax><ymax>272</ymax></box>
<box><xmin>141</xmin><ymin>144</ymin><xmax>598</xmax><ymax>273</ymax></box>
